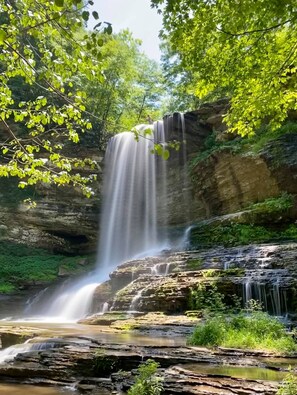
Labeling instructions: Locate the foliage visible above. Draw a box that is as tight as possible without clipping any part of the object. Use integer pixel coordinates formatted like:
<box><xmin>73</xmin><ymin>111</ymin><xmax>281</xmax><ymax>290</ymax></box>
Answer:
<box><xmin>188</xmin><ymin>310</ymin><xmax>297</xmax><ymax>353</ymax></box>
<box><xmin>152</xmin><ymin>0</ymin><xmax>297</xmax><ymax>136</ymax></box>
<box><xmin>0</xmin><ymin>283</ymin><xmax>15</xmax><ymax>293</ymax></box>
<box><xmin>159</xmin><ymin>40</ymin><xmax>200</xmax><ymax>114</ymax></box>
<box><xmin>190</xmin><ymin>223</ymin><xmax>297</xmax><ymax>248</ymax></box>
<box><xmin>277</xmin><ymin>372</ymin><xmax>297</xmax><ymax>395</ymax></box>
<box><xmin>249</xmin><ymin>122</ymin><xmax>297</xmax><ymax>153</ymax></box>
<box><xmin>190</xmin><ymin>121</ymin><xmax>297</xmax><ymax>169</ymax></box>
<box><xmin>128</xmin><ymin>359</ymin><xmax>163</xmax><ymax>395</ymax></box>
<box><xmin>246</xmin><ymin>193</ymin><xmax>294</xmax><ymax>214</ymax></box>
<box><xmin>83</xmin><ymin>30</ymin><xmax>165</xmax><ymax>146</ymax></box>
<box><xmin>0</xmin><ymin>0</ymin><xmax>166</xmax><ymax>194</ymax></box>
<box><xmin>0</xmin><ymin>0</ymin><xmax>111</xmax><ymax>196</ymax></box>
<box><xmin>188</xmin><ymin>283</ymin><xmax>226</xmax><ymax>313</ymax></box>
<box><xmin>0</xmin><ymin>241</ymin><xmax>93</xmax><ymax>292</ymax></box>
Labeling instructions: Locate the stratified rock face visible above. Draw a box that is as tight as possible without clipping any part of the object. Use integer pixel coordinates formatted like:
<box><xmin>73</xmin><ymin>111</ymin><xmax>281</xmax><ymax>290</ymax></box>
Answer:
<box><xmin>0</xmin><ymin>149</ymin><xmax>102</xmax><ymax>254</ymax></box>
<box><xmin>90</xmin><ymin>243</ymin><xmax>297</xmax><ymax>317</ymax></box>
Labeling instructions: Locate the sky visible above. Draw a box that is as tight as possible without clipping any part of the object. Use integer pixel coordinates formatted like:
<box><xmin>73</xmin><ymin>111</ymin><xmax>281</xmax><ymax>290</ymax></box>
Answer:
<box><xmin>90</xmin><ymin>0</ymin><xmax>163</xmax><ymax>61</ymax></box>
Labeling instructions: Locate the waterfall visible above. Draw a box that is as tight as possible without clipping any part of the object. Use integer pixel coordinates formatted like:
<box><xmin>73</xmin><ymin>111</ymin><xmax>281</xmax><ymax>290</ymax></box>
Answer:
<box><xmin>25</xmin><ymin>123</ymin><xmax>168</xmax><ymax>321</ymax></box>
<box><xmin>98</xmin><ymin>124</ymin><xmax>167</xmax><ymax>267</ymax></box>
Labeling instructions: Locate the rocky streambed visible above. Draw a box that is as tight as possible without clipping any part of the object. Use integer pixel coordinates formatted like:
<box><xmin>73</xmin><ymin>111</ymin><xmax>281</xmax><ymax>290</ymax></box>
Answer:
<box><xmin>0</xmin><ymin>242</ymin><xmax>297</xmax><ymax>394</ymax></box>
<box><xmin>0</xmin><ymin>321</ymin><xmax>296</xmax><ymax>394</ymax></box>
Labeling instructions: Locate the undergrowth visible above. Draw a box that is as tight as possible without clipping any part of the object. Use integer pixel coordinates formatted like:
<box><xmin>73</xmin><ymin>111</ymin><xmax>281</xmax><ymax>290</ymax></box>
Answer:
<box><xmin>128</xmin><ymin>359</ymin><xmax>163</xmax><ymax>395</ymax></box>
<box><xmin>277</xmin><ymin>371</ymin><xmax>297</xmax><ymax>395</ymax></box>
<box><xmin>190</xmin><ymin>121</ymin><xmax>297</xmax><ymax>169</ymax></box>
<box><xmin>190</xmin><ymin>223</ymin><xmax>297</xmax><ymax>248</ymax></box>
<box><xmin>246</xmin><ymin>193</ymin><xmax>294</xmax><ymax>214</ymax></box>
<box><xmin>188</xmin><ymin>310</ymin><xmax>296</xmax><ymax>353</ymax></box>
<box><xmin>0</xmin><ymin>241</ymin><xmax>93</xmax><ymax>293</ymax></box>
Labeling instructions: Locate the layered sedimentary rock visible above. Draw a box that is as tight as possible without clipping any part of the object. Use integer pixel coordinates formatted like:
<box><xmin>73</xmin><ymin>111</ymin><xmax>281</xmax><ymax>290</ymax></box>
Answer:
<box><xmin>0</xmin><ymin>148</ymin><xmax>102</xmax><ymax>254</ymax></box>
<box><xmin>87</xmin><ymin>242</ymin><xmax>297</xmax><ymax>318</ymax></box>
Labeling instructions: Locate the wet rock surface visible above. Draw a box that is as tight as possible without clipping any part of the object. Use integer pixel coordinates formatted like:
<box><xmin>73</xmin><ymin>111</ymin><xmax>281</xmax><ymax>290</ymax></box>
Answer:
<box><xmin>0</xmin><ymin>330</ymin><xmax>295</xmax><ymax>394</ymax></box>
<box><xmin>90</xmin><ymin>242</ymin><xmax>297</xmax><ymax>316</ymax></box>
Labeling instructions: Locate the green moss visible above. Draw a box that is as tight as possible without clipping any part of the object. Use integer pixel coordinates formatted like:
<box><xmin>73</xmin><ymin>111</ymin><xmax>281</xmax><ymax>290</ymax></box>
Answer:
<box><xmin>221</xmin><ymin>268</ymin><xmax>245</xmax><ymax>277</ymax></box>
<box><xmin>190</xmin><ymin>223</ymin><xmax>297</xmax><ymax>248</ymax></box>
<box><xmin>0</xmin><ymin>241</ymin><xmax>94</xmax><ymax>293</ymax></box>
<box><xmin>189</xmin><ymin>121</ymin><xmax>297</xmax><ymax>170</ymax></box>
<box><xmin>0</xmin><ymin>283</ymin><xmax>16</xmax><ymax>293</ymax></box>
<box><xmin>186</xmin><ymin>258</ymin><xmax>203</xmax><ymax>270</ymax></box>
<box><xmin>189</xmin><ymin>134</ymin><xmax>244</xmax><ymax>169</ymax></box>
<box><xmin>246</xmin><ymin>193</ymin><xmax>294</xmax><ymax>215</ymax></box>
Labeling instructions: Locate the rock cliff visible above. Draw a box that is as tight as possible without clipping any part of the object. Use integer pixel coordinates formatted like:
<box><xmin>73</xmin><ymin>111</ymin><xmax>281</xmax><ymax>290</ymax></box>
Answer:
<box><xmin>0</xmin><ymin>100</ymin><xmax>296</xmax><ymax>255</ymax></box>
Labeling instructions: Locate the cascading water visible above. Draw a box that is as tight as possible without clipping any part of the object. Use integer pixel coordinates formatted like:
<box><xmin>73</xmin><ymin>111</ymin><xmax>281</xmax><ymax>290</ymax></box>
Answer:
<box><xmin>98</xmin><ymin>125</ymin><xmax>167</xmax><ymax>266</ymax></box>
<box><xmin>0</xmin><ymin>339</ymin><xmax>59</xmax><ymax>364</ymax></box>
<box><xmin>25</xmin><ymin>123</ymin><xmax>168</xmax><ymax>321</ymax></box>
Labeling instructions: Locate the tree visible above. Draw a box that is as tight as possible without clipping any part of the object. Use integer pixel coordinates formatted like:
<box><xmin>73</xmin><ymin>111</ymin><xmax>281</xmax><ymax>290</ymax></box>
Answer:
<box><xmin>152</xmin><ymin>0</ymin><xmax>297</xmax><ymax>136</ymax></box>
<box><xmin>83</xmin><ymin>30</ymin><xmax>164</xmax><ymax>147</ymax></box>
<box><xmin>0</xmin><ymin>0</ymin><xmax>112</xmax><ymax>196</ymax></box>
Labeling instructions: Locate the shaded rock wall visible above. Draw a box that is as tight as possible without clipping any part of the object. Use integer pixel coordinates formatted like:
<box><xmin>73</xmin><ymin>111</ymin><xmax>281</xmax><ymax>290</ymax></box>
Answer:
<box><xmin>0</xmin><ymin>149</ymin><xmax>102</xmax><ymax>254</ymax></box>
<box><xmin>164</xmin><ymin>102</ymin><xmax>297</xmax><ymax>226</ymax></box>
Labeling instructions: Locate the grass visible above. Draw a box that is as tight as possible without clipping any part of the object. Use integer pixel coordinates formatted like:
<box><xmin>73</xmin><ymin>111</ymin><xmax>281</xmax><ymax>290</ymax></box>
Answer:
<box><xmin>188</xmin><ymin>311</ymin><xmax>297</xmax><ymax>353</ymax></box>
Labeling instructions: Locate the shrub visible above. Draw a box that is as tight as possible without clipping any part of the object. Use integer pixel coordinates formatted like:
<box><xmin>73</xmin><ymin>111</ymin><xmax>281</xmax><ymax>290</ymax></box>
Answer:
<box><xmin>128</xmin><ymin>359</ymin><xmax>163</xmax><ymax>395</ymax></box>
<box><xmin>188</xmin><ymin>283</ymin><xmax>226</xmax><ymax>313</ymax></box>
<box><xmin>277</xmin><ymin>372</ymin><xmax>297</xmax><ymax>395</ymax></box>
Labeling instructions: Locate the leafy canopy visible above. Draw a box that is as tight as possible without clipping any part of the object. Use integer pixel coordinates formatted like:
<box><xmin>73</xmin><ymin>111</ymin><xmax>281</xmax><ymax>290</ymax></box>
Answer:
<box><xmin>152</xmin><ymin>0</ymin><xmax>297</xmax><ymax>136</ymax></box>
<box><xmin>0</xmin><ymin>0</ymin><xmax>110</xmax><ymax>196</ymax></box>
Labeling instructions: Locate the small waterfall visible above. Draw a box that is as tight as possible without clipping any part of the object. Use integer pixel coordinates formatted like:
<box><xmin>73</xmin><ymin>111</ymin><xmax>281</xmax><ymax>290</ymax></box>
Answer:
<box><xmin>242</xmin><ymin>273</ymin><xmax>287</xmax><ymax>316</ymax></box>
<box><xmin>0</xmin><ymin>339</ymin><xmax>58</xmax><ymax>364</ymax></box>
<box><xmin>101</xmin><ymin>302</ymin><xmax>109</xmax><ymax>314</ymax></box>
<box><xmin>129</xmin><ymin>289</ymin><xmax>145</xmax><ymax>312</ymax></box>
<box><xmin>45</xmin><ymin>281</ymin><xmax>99</xmax><ymax>321</ymax></box>
<box><xmin>151</xmin><ymin>262</ymin><xmax>172</xmax><ymax>276</ymax></box>
<box><xmin>26</xmin><ymin>123</ymin><xmax>168</xmax><ymax>321</ymax></box>
<box><xmin>177</xmin><ymin>225</ymin><xmax>194</xmax><ymax>250</ymax></box>
<box><xmin>179</xmin><ymin>113</ymin><xmax>191</xmax><ymax>224</ymax></box>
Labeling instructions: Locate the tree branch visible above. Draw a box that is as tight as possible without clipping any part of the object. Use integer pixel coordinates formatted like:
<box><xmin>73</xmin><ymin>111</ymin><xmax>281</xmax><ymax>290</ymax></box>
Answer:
<box><xmin>218</xmin><ymin>18</ymin><xmax>294</xmax><ymax>37</ymax></box>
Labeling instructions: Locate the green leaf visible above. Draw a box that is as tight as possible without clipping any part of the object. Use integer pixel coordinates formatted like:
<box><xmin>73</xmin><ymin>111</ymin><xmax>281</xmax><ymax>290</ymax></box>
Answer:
<box><xmin>92</xmin><ymin>11</ymin><xmax>99</xmax><ymax>20</ymax></box>
<box><xmin>54</xmin><ymin>0</ymin><xmax>64</xmax><ymax>7</ymax></box>
<box><xmin>0</xmin><ymin>29</ymin><xmax>7</xmax><ymax>45</ymax></box>
<box><xmin>104</xmin><ymin>23</ymin><xmax>112</xmax><ymax>35</ymax></box>
<box><xmin>82</xmin><ymin>11</ymin><xmax>89</xmax><ymax>21</ymax></box>
<box><xmin>162</xmin><ymin>149</ymin><xmax>170</xmax><ymax>160</ymax></box>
